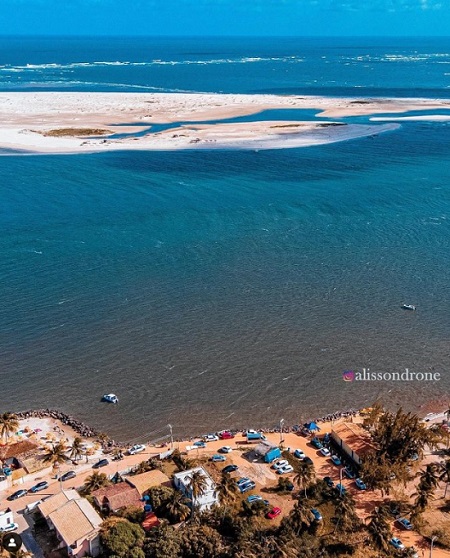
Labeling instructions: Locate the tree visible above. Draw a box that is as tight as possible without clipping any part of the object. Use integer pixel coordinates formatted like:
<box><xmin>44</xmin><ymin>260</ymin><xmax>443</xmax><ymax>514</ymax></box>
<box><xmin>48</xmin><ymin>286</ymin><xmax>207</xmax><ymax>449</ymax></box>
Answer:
<box><xmin>100</xmin><ymin>517</ymin><xmax>145</xmax><ymax>558</ymax></box>
<box><xmin>333</xmin><ymin>493</ymin><xmax>359</xmax><ymax>534</ymax></box>
<box><xmin>84</xmin><ymin>471</ymin><xmax>111</xmax><ymax>494</ymax></box>
<box><xmin>147</xmin><ymin>485</ymin><xmax>176</xmax><ymax>516</ymax></box>
<box><xmin>143</xmin><ymin>521</ymin><xmax>182</xmax><ymax>558</ymax></box>
<box><xmin>179</xmin><ymin>523</ymin><xmax>224</xmax><ymax>558</ymax></box>
<box><xmin>186</xmin><ymin>470</ymin><xmax>208</xmax><ymax>517</ymax></box>
<box><xmin>216</xmin><ymin>472</ymin><xmax>239</xmax><ymax>504</ymax></box>
<box><xmin>69</xmin><ymin>436</ymin><xmax>84</xmax><ymax>462</ymax></box>
<box><xmin>367</xmin><ymin>506</ymin><xmax>392</xmax><ymax>553</ymax></box>
<box><xmin>0</xmin><ymin>412</ymin><xmax>19</xmax><ymax>443</ymax></box>
<box><xmin>241</xmin><ymin>499</ymin><xmax>267</xmax><ymax>518</ymax></box>
<box><xmin>283</xmin><ymin>500</ymin><xmax>312</xmax><ymax>535</ymax></box>
<box><xmin>163</xmin><ymin>491</ymin><xmax>191</xmax><ymax>523</ymax></box>
<box><xmin>411</xmin><ymin>463</ymin><xmax>439</xmax><ymax>520</ymax></box>
<box><xmin>439</xmin><ymin>459</ymin><xmax>450</xmax><ymax>498</ymax></box>
<box><xmin>43</xmin><ymin>441</ymin><xmax>68</xmax><ymax>468</ymax></box>
<box><xmin>293</xmin><ymin>461</ymin><xmax>315</xmax><ymax>498</ymax></box>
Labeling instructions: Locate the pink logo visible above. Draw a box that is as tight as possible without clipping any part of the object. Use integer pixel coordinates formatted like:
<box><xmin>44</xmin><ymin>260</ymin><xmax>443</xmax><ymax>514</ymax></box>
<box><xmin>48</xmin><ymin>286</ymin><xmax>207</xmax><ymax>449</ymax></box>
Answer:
<box><xmin>342</xmin><ymin>370</ymin><xmax>355</xmax><ymax>382</ymax></box>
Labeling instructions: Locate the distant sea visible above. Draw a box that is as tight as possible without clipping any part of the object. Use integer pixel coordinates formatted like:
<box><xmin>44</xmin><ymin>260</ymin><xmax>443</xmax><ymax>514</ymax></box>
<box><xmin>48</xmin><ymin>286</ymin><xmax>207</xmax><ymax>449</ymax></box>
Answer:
<box><xmin>1</xmin><ymin>36</ymin><xmax>450</xmax><ymax>443</ymax></box>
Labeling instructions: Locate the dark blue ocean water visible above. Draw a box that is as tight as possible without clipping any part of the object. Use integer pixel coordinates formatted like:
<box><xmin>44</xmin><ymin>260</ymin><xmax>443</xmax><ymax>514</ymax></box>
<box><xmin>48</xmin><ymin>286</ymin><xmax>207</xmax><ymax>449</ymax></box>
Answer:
<box><xmin>1</xmin><ymin>37</ymin><xmax>450</xmax><ymax>441</ymax></box>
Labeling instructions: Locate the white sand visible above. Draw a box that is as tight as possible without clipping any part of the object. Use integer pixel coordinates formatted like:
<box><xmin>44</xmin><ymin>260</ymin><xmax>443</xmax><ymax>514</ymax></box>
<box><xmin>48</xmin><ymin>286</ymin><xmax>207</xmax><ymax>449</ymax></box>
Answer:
<box><xmin>0</xmin><ymin>92</ymin><xmax>448</xmax><ymax>154</ymax></box>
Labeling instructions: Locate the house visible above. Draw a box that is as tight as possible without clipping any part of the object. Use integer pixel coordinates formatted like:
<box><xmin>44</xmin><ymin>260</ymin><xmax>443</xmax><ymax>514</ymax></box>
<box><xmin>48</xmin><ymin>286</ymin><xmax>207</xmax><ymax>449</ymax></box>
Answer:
<box><xmin>253</xmin><ymin>440</ymin><xmax>282</xmax><ymax>463</ymax></box>
<box><xmin>331</xmin><ymin>422</ymin><xmax>376</xmax><ymax>466</ymax></box>
<box><xmin>0</xmin><ymin>509</ymin><xmax>14</xmax><ymax>531</ymax></box>
<box><xmin>0</xmin><ymin>441</ymin><xmax>46</xmax><ymax>487</ymax></box>
<box><xmin>173</xmin><ymin>467</ymin><xmax>219</xmax><ymax>512</ymax></box>
<box><xmin>38</xmin><ymin>490</ymin><xmax>102</xmax><ymax>558</ymax></box>
<box><xmin>125</xmin><ymin>469</ymin><xmax>171</xmax><ymax>497</ymax></box>
<box><xmin>91</xmin><ymin>482</ymin><xmax>142</xmax><ymax>513</ymax></box>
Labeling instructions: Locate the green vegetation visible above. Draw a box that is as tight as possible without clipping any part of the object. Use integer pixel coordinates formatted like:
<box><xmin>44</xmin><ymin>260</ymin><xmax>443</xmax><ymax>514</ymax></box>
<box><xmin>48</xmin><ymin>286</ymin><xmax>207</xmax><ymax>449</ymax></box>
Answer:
<box><xmin>0</xmin><ymin>412</ymin><xmax>19</xmax><ymax>443</ymax></box>
<box><xmin>41</xmin><ymin>128</ymin><xmax>110</xmax><ymax>137</ymax></box>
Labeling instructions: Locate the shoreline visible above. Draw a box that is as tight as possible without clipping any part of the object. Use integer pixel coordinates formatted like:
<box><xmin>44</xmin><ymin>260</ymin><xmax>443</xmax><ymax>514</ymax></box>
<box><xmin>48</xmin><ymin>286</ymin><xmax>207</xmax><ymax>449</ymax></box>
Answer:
<box><xmin>0</xmin><ymin>91</ymin><xmax>448</xmax><ymax>154</ymax></box>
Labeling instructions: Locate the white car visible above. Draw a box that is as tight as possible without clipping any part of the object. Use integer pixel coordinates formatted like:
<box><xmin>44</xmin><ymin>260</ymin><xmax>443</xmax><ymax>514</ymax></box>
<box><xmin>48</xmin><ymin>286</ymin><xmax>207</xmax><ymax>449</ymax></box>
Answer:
<box><xmin>0</xmin><ymin>523</ymin><xmax>19</xmax><ymax>533</ymax></box>
<box><xmin>203</xmin><ymin>434</ymin><xmax>219</xmax><ymax>442</ymax></box>
<box><xmin>219</xmin><ymin>446</ymin><xmax>233</xmax><ymax>453</ymax></box>
<box><xmin>320</xmin><ymin>447</ymin><xmax>331</xmax><ymax>457</ymax></box>
<box><xmin>271</xmin><ymin>459</ymin><xmax>289</xmax><ymax>470</ymax></box>
<box><xmin>128</xmin><ymin>444</ymin><xmax>146</xmax><ymax>455</ymax></box>
<box><xmin>277</xmin><ymin>464</ymin><xmax>294</xmax><ymax>475</ymax></box>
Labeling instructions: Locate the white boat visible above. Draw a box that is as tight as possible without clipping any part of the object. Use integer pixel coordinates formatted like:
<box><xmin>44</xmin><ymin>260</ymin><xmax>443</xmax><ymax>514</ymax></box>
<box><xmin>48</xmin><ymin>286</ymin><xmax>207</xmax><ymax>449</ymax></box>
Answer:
<box><xmin>102</xmin><ymin>393</ymin><xmax>118</xmax><ymax>404</ymax></box>
<box><xmin>401</xmin><ymin>304</ymin><xmax>416</xmax><ymax>311</ymax></box>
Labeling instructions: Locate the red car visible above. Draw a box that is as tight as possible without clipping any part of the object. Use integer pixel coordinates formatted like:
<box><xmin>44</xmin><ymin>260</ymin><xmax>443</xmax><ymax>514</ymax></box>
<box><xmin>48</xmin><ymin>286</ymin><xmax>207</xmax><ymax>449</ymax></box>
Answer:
<box><xmin>219</xmin><ymin>431</ymin><xmax>234</xmax><ymax>440</ymax></box>
<box><xmin>266</xmin><ymin>507</ymin><xmax>282</xmax><ymax>520</ymax></box>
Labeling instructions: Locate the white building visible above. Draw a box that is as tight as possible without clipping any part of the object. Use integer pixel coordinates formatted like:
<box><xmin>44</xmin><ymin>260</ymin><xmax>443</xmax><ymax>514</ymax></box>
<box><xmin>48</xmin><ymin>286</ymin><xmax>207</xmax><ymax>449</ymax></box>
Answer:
<box><xmin>0</xmin><ymin>509</ymin><xmax>15</xmax><ymax>530</ymax></box>
<box><xmin>173</xmin><ymin>467</ymin><xmax>219</xmax><ymax>512</ymax></box>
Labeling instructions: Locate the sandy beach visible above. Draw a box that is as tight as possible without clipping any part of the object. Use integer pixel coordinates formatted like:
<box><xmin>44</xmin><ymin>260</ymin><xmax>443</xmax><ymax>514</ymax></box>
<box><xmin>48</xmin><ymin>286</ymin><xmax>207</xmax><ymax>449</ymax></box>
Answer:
<box><xmin>0</xmin><ymin>92</ymin><xmax>448</xmax><ymax>154</ymax></box>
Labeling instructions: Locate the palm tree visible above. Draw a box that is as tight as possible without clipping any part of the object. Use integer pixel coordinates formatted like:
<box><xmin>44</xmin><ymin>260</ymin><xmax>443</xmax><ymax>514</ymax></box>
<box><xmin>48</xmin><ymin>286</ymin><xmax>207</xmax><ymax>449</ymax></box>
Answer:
<box><xmin>163</xmin><ymin>491</ymin><xmax>191</xmax><ymax>523</ymax></box>
<box><xmin>439</xmin><ymin>459</ymin><xmax>450</xmax><ymax>498</ymax></box>
<box><xmin>0</xmin><ymin>412</ymin><xmax>19</xmax><ymax>444</ymax></box>
<box><xmin>367</xmin><ymin>506</ymin><xmax>392</xmax><ymax>552</ymax></box>
<box><xmin>43</xmin><ymin>441</ymin><xmax>68</xmax><ymax>468</ymax></box>
<box><xmin>186</xmin><ymin>470</ymin><xmax>208</xmax><ymax>518</ymax></box>
<box><xmin>84</xmin><ymin>471</ymin><xmax>111</xmax><ymax>494</ymax></box>
<box><xmin>69</xmin><ymin>436</ymin><xmax>84</xmax><ymax>462</ymax></box>
<box><xmin>216</xmin><ymin>472</ymin><xmax>239</xmax><ymax>505</ymax></box>
<box><xmin>286</xmin><ymin>501</ymin><xmax>312</xmax><ymax>535</ymax></box>
<box><xmin>333</xmin><ymin>493</ymin><xmax>358</xmax><ymax>534</ymax></box>
<box><xmin>293</xmin><ymin>462</ymin><xmax>315</xmax><ymax>498</ymax></box>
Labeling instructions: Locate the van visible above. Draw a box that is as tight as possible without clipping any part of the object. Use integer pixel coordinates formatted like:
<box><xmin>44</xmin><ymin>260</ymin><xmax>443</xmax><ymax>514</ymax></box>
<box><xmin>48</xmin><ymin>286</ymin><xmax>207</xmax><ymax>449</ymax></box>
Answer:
<box><xmin>25</xmin><ymin>500</ymin><xmax>42</xmax><ymax>514</ymax></box>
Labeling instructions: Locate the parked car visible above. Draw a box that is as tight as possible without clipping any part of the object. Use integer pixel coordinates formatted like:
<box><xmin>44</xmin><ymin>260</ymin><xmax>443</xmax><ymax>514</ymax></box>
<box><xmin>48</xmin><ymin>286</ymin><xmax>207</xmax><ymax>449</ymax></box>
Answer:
<box><xmin>323</xmin><ymin>476</ymin><xmax>334</xmax><ymax>488</ymax></box>
<box><xmin>303</xmin><ymin>456</ymin><xmax>314</xmax><ymax>466</ymax></box>
<box><xmin>92</xmin><ymin>459</ymin><xmax>109</xmax><ymax>469</ymax></box>
<box><xmin>211</xmin><ymin>454</ymin><xmax>226</xmax><ymax>462</ymax></box>
<box><xmin>29</xmin><ymin>481</ymin><xmax>49</xmax><ymax>493</ymax></box>
<box><xmin>271</xmin><ymin>459</ymin><xmax>288</xmax><ymax>470</ymax></box>
<box><xmin>193</xmin><ymin>441</ymin><xmax>206</xmax><ymax>448</ymax></box>
<box><xmin>396</xmin><ymin>517</ymin><xmax>413</xmax><ymax>530</ymax></box>
<box><xmin>277</xmin><ymin>464</ymin><xmax>294</xmax><ymax>475</ymax></box>
<box><xmin>266</xmin><ymin>507</ymin><xmax>282</xmax><ymax>519</ymax></box>
<box><xmin>128</xmin><ymin>444</ymin><xmax>146</xmax><ymax>455</ymax></box>
<box><xmin>219</xmin><ymin>431</ymin><xmax>234</xmax><ymax>440</ymax></box>
<box><xmin>390</xmin><ymin>538</ymin><xmax>405</xmax><ymax>550</ymax></box>
<box><xmin>240</xmin><ymin>481</ymin><xmax>256</xmax><ymax>493</ymax></box>
<box><xmin>311</xmin><ymin>508</ymin><xmax>323</xmax><ymax>521</ymax></box>
<box><xmin>311</xmin><ymin>437</ymin><xmax>323</xmax><ymax>449</ymax></box>
<box><xmin>344</xmin><ymin>467</ymin><xmax>356</xmax><ymax>479</ymax></box>
<box><xmin>60</xmin><ymin>470</ymin><xmax>77</xmax><ymax>481</ymax></box>
<box><xmin>7</xmin><ymin>489</ymin><xmax>28</xmax><ymax>501</ymax></box>
<box><xmin>246</xmin><ymin>495</ymin><xmax>269</xmax><ymax>505</ymax></box>
<box><xmin>0</xmin><ymin>523</ymin><xmax>19</xmax><ymax>533</ymax></box>
<box><xmin>355</xmin><ymin>478</ymin><xmax>367</xmax><ymax>490</ymax></box>
<box><xmin>203</xmin><ymin>434</ymin><xmax>219</xmax><ymax>442</ymax></box>
<box><xmin>237</xmin><ymin>477</ymin><xmax>251</xmax><ymax>486</ymax></box>
<box><xmin>409</xmin><ymin>452</ymin><xmax>419</xmax><ymax>462</ymax></box>
<box><xmin>320</xmin><ymin>447</ymin><xmax>331</xmax><ymax>457</ymax></box>
<box><xmin>335</xmin><ymin>483</ymin><xmax>346</xmax><ymax>495</ymax></box>
<box><xmin>293</xmin><ymin>449</ymin><xmax>305</xmax><ymax>459</ymax></box>
<box><xmin>331</xmin><ymin>454</ymin><xmax>342</xmax><ymax>466</ymax></box>
<box><xmin>218</xmin><ymin>446</ymin><xmax>233</xmax><ymax>453</ymax></box>
<box><xmin>222</xmin><ymin>464</ymin><xmax>238</xmax><ymax>474</ymax></box>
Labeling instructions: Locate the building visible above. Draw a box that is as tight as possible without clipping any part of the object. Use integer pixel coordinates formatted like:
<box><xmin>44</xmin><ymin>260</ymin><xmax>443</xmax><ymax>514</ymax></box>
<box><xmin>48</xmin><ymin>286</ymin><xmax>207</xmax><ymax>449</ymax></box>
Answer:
<box><xmin>0</xmin><ymin>441</ymin><xmax>47</xmax><ymax>489</ymax></box>
<box><xmin>125</xmin><ymin>469</ymin><xmax>171</xmax><ymax>497</ymax></box>
<box><xmin>91</xmin><ymin>482</ymin><xmax>142</xmax><ymax>513</ymax></box>
<box><xmin>173</xmin><ymin>467</ymin><xmax>218</xmax><ymax>512</ymax></box>
<box><xmin>253</xmin><ymin>440</ymin><xmax>282</xmax><ymax>463</ymax></box>
<box><xmin>331</xmin><ymin>422</ymin><xmax>376</xmax><ymax>466</ymax></box>
<box><xmin>0</xmin><ymin>509</ymin><xmax>15</xmax><ymax>531</ymax></box>
<box><xmin>38</xmin><ymin>490</ymin><xmax>102</xmax><ymax>558</ymax></box>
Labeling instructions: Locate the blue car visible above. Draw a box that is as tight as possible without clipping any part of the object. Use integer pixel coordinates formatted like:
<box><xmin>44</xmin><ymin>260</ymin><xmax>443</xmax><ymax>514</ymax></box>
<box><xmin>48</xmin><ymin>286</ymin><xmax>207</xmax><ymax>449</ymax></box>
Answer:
<box><xmin>390</xmin><ymin>538</ymin><xmax>405</xmax><ymax>550</ymax></box>
<box><xmin>355</xmin><ymin>478</ymin><xmax>367</xmax><ymax>490</ymax></box>
<box><xmin>211</xmin><ymin>454</ymin><xmax>226</xmax><ymax>462</ymax></box>
<box><xmin>237</xmin><ymin>477</ymin><xmax>251</xmax><ymax>486</ymax></box>
<box><xmin>311</xmin><ymin>508</ymin><xmax>323</xmax><ymax>521</ymax></box>
<box><xmin>344</xmin><ymin>467</ymin><xmax>356</xmax><ymax>479</ymax></box>
<box><xmin>293</xmin><ymin>449</ymin><xmax>305</xmax><ymax>459</ymax></box>
<box><xmin>323</xmin><ymin>476</ymin><xmax>334</xmax><ymax>488</ymax></box>
<box><xmin>396</xmin><ymin>517</ymin><xmax>413</xmax><ymax>531</ymax></box>
<box><xmin>336</xmin><ymin>483</ymin><xmax>346</xmax><ymax>495</ymax></box>
<box><xmin>240</xmin><ymin>481</ymin><xmax>256</xmax><ymax>493</ymax></box>
<box><xmin>193</xmin><ymin>441</ymin><xmax>206</xmax><ymax>448</ymax></box>
<box><xmin>330</xmin><ymin>454</ymin><xmax>341</xmax><ymax>466</ymax></box>
<box><xmin>30</xmin><ymin>481</ymin><xmax>49</xmax><ymax>493</ymax></box>
<box><xmin>311</xmin><ymin>437</ymin><xmax>323</xmax><ymax>449</ymax></box>
<box><xmin>246</xmin><ymin>494</ymin><xmax>269</xmax><ymax>505</ymax></box>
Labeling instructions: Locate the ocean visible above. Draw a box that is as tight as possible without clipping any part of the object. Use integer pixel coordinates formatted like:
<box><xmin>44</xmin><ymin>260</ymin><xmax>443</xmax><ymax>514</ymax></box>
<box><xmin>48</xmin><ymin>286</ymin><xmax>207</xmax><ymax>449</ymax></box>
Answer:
<box><xmin>1</xmin><ymin>36</ymin><xmax>450</xmax><ymax>443</ymax></box>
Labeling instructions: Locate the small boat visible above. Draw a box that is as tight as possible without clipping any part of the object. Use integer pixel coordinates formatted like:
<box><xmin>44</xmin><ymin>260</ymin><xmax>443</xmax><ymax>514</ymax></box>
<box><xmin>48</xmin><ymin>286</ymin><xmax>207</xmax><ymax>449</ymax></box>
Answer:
<box><xmin>401</xmin><ymin>304</ymin><xmax>416</xmax><ymax>311</ymax></box>
<box><xmin>102</xmin><ymin>393</ymin><xmax>118</xmax><ymax>404</ymax></box>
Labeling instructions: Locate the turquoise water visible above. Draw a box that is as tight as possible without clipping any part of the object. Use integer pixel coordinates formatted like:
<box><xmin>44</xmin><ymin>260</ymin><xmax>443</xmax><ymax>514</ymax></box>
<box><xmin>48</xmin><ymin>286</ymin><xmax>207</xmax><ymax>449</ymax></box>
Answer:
<box><xmin>1</xmin><ymin>37</ymin><xmax>450</xmax><ymax>441</ymax></box>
